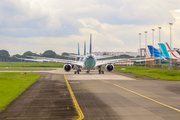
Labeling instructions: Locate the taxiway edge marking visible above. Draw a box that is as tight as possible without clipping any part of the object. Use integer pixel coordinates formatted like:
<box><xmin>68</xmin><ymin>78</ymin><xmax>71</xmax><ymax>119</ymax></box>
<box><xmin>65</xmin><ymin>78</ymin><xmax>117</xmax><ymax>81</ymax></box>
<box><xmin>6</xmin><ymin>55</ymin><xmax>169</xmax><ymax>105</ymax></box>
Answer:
<box><xmin>64</xmin><ymin>74</ymin><xmax>84</xmax><ymax>120</ymax></box>
<box><xmin>90</xmin><ymin>74</ymin><xmax>180</xmax><ymax>113</ymax></box>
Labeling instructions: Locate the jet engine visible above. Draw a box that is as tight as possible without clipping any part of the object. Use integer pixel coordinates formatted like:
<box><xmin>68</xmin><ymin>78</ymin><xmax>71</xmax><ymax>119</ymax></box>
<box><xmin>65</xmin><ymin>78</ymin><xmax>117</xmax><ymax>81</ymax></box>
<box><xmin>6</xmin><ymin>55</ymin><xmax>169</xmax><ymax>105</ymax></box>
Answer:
<box><xmin>63</xmin><ymin>64</ymin><xmax>72</xmax><ymax>72</ymax></box>
<box><xmin>105</xmin><ymin>64</ymin><xmax>114</xmax><ymax>72</ymax></box>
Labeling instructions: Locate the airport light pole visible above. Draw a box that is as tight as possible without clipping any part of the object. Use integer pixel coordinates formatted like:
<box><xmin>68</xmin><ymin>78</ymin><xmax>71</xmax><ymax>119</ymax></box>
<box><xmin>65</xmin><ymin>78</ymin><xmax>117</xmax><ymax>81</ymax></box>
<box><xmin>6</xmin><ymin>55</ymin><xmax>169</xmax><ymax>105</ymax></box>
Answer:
<box><xmin>139</xmin><ymin>33</ymin><xmax>141</xmax><ymax>65</ymax></box>
<box><xmin>152</xmin><ymin>29</ymin><xmax>155</xmax><ymax>66</ymax></box>
<box><xmin>145</xmin><ymin>31</ymin><xmax>147</xmax><ymax>67</ymax></box>
<box><xmin>158</xmin><ymin>27</ymin><xmax>161</xmax><ymax>65</ymax></box>
<box><xmin>169</xmin><ymin>23</ymin><xmax>173</xmax><ymax>68</ymax></box>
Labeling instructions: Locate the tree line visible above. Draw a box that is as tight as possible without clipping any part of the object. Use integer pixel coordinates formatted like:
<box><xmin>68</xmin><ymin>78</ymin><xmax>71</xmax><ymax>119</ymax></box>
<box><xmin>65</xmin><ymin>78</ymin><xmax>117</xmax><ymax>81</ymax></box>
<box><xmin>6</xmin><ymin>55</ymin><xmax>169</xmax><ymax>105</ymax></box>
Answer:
<box><xmin>0</xmin><ymin>50</ymin><xmax>76</xmax><ymax>62</ymax></box>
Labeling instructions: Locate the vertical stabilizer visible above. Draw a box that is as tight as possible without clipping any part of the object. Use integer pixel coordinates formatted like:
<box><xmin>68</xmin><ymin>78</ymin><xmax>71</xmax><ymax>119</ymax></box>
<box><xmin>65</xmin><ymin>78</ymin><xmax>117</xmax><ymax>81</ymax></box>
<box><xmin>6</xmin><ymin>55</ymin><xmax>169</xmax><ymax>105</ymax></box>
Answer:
<box><xmin>84</xmin><ymin>41</ymin><xmax>86</xmax><ymax>56</ymax></box>
<box><xmin>78</xmin><ymin>43</ymin><xmax>80</xmax><ymax>55</ymax></box>
<box><xmin>90</xmin><ymin>34</ymin><xmax>92</xmax><ymax>54</ymax></box>
<box><xmin>165</xmin><ymin>42</ymin><xmax>180</xmax><ymax>59</ymax></box>
<box><xmin>158</xmin><ymin>43</ymin><xmax>170</xmax><ymax>58</ymax></box>
<box><xmin>147</xmin><ymin>45</ymin><xmax>164</xmax><ymax>58</ymax></box>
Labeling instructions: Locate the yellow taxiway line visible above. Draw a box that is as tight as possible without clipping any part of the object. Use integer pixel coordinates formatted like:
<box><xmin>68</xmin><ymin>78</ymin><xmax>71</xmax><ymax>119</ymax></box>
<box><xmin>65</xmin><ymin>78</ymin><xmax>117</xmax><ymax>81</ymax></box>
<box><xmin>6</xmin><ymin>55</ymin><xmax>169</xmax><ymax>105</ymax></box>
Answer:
<box><xmin>90</xmin><ymin>74</ymin><xmax>180</xmax><ymax>113</ymax></box>
<box><xmin>64</xmin><ymin>74</ymin><xmax>84</xmax><ymax>120</ymax></box>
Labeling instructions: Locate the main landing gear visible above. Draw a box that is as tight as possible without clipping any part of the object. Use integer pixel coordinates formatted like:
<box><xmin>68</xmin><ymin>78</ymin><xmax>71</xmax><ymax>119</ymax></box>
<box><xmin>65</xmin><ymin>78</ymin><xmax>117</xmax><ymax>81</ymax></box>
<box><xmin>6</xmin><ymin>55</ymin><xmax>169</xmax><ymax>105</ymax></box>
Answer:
<box><xmin>74</xmin><ymin>67</ymin><xmax>81</xmax><ymax>74</ymax></box>
<box><xmin>74</xmin><ymin>70</ymin><xmax>80</xmax><ymax>74</ymax></box>
<box><xmin>86</xmin><ymin>70</ymin><xmax>90</xmax><ymax>73</ymax></box>
<box><xmin>99</xmin><ymin>70</ymin><xmax>104</xmax><ymax>74</ymax></box>
<box><xmin>98</xmin><ymin>66</ymin><xmax>104</xmax><ymax>74</ymax></box>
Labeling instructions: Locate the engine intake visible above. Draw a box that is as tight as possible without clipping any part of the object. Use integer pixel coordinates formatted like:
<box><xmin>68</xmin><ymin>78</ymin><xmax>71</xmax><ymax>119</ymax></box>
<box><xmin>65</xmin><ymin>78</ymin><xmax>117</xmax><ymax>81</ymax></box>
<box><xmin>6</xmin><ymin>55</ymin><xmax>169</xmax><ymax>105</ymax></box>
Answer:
<box><xmin>105</xmin><ymin>64</ymin><xmax>114</xmax><ymax>72</ymax></box>
<box><xmin>63</xmin><ymin>64</ymin><xmax>72</xmax><ymax>72</ymax></box>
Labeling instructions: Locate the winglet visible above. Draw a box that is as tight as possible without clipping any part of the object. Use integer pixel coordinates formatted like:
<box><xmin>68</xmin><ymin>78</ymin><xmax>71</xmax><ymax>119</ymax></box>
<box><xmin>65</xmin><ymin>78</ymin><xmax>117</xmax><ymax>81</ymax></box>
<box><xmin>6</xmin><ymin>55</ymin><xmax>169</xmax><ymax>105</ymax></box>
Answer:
<box><xmin>90</xmin><ymin>34</ymin><xmax>92</xmax><ymax>54</ymax></box>
<box><xmin>84</xmin><ymin>41</ymin><xmax>86</xmax><ymax>56</ymax></box>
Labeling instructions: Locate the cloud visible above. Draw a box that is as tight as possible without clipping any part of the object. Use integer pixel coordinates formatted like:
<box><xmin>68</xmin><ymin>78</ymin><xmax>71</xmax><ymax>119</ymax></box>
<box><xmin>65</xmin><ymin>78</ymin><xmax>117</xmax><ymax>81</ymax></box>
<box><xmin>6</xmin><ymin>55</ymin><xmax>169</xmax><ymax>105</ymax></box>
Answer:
<box><xmin>0</xmin><ymin>0</ymin><xmax>180</xmax><ymax>55</ymax></box>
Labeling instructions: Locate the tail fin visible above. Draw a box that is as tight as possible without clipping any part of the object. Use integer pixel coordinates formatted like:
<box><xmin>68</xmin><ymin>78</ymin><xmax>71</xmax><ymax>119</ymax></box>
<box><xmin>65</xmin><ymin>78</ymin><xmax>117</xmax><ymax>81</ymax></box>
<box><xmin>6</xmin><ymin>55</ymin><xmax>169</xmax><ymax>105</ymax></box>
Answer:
<box><xmin>158</xmin><ymin>43</ymin><xmax>170</xmax><ymax>58</ymax></box>
<box><xmin>144</xmin><ymin>51</ymin><xmax>150</xmax><ymax>58</ymax></box>
<box><xmin>84</xmin><ymin>41</ymin><xmax>86</xmax><ymax>56</ymax></box>
<box><xmin>165</xmin><ymin>42</ymin><xmax>180</xmax><ymax>59</ymax></box>
<box><xmin>90</xmin><ymin>34</ymin><xmax>92</xmax><ymax>54</ymax></box>
<box><xmin>147</xmin><ymin>45</ymin><xmax>164</xmax><ymax>58</ymax></box>
<box><xmin>78</xmin><ymin>43</ymin><xmax>80</xmax><ymax>55</ymax></box>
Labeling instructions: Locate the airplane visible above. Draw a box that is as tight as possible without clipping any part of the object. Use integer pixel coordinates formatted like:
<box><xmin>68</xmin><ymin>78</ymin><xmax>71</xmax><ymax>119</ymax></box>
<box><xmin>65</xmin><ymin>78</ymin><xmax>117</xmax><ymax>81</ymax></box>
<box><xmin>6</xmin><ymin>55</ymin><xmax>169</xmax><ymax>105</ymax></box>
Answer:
<box><xmin>147</xmin><ymin>45</ymin><xmax>168</xmax><ymax>63</ymax></box>
<box><xmin>16</xmin><ymin>34</ymin><xmax>156</xmax><ymax>74</ymax></box>
<box><xmin>158</xmin><ymin>42</ymin><xmax>180</xmax><ymax>62</ymax></box>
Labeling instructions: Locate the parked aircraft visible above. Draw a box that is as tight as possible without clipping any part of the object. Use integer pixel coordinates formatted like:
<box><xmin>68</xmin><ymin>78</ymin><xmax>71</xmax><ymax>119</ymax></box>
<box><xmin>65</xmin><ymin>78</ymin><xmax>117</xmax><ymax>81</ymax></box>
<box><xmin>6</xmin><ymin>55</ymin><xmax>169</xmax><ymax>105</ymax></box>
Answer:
<box><xmin>158</xmin><ymin>42</ymin><xmax>180</xmax><ymax>61</ymax></box>
<box><xmin>147</xmin><ymin>45</ymin><xmax>168</xmax><ymax>63</ymax></box>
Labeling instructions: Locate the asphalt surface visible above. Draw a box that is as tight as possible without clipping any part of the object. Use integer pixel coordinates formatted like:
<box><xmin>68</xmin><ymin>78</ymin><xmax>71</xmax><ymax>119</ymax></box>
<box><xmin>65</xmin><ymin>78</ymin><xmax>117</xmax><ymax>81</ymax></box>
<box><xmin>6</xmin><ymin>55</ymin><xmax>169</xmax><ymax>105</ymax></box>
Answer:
<box><xmin>1</xmin><ymin>68</ymin><xmax>180</xmax><ymax>120</ymax></box>
<box><xmin>65</xmin><ymin>69</ymin><xmax>180</xmax><ymax>120</ymax></box>
<box><xmin>0</xmin><ymin>73</ymin><xmax>77</xmax><ymax>120</ymax></box>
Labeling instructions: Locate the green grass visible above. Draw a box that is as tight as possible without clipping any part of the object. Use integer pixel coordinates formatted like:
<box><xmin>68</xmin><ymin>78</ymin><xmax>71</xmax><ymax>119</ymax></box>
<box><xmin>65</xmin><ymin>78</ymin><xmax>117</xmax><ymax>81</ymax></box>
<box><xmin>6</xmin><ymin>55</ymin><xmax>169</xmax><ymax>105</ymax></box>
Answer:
<box><xmin>0</xmin><ymin>67</ymin><xmax>38</xmax><ymax>71</ymax></box>
<box><xmin>0</xmin><ymin>72</ymin><xmax>40</xmax><ymax>112</ymax></box>
<box><xmin>114</xmin><ymin>66</ymin><xmax>180</xmax><ymax>81</ymax></box>
<box><xmin>0</xmin><ymin>62</ymin><xmax>64</xmax><ymax>68</ymax></box>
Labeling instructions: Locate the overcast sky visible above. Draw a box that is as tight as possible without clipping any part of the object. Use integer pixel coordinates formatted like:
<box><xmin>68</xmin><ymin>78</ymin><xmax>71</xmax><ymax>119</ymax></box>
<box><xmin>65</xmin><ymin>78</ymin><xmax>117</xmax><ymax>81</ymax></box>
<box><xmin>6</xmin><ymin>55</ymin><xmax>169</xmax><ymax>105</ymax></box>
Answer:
<box><xmin>0</xmin><ymin>0</ymin><xmax>180</xmax><ymax>55</ymax></box>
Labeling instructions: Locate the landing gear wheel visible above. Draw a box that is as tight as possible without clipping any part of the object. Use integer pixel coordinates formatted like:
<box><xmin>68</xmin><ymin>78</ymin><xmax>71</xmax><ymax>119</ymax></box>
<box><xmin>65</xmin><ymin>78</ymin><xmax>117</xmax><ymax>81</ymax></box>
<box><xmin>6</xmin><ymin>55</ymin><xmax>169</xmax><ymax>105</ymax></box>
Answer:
<box><xmin>99</xmin><ymin>71</ymin><xmax>101</xmax><ymax>74</ymax></box>
<box><xmin>74</xmin><ymin>71</ymin><xmax>76</xmax><ymax>74</ymax></box>
<box><xmin>77</xmin><ymin>71</ymin><xmax>79</xmax><ymax>74</ymax></box>
<box><xmin>102</xmin><ymin>71</ymin><xmax>104</xmax><ymax>74</ymax></box>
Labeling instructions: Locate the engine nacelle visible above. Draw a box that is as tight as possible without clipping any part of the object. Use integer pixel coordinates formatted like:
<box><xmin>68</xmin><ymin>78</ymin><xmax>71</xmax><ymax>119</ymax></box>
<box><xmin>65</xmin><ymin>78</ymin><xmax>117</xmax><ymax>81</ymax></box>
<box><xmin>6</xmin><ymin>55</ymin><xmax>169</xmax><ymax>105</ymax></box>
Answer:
<box><xmin>105</xmin><ymin>64</ymin><xmax>114</xmax><ymax>72</ymax></box>
<box><xmin>63</xmin><ymin>64</ymin><xmax>72</xmax><ymax>72</ymax></box>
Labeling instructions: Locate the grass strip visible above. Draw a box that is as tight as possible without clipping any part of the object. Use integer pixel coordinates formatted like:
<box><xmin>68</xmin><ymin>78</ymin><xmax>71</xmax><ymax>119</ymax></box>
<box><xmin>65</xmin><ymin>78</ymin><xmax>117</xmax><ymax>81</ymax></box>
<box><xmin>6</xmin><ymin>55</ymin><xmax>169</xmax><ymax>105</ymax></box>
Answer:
<box><xmin>0</xmin><ymin>62</ymin><xmax>64</xmax><ymax>68</ymax></box>
<box><xmin>0</xmin><ymin>67</ymin><xmax>38</xmax><ymax>71</ymax></box>
<box><xmin>0</xmin><ymin>72</ymin><xmax>40</xmax><ymax>112</ymax></box>
<box><xmin>114</xmin><ymin>66</ymin><xmax>180</xmax><ymax>81</ymax></box>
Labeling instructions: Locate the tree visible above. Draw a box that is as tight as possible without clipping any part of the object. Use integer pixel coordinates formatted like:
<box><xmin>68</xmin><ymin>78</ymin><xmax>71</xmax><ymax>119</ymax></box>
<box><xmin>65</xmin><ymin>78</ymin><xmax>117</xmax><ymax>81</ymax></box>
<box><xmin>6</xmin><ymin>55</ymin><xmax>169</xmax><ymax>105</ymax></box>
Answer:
<box><xmin>176</xmin><ymin>50</ymin><xmax>180</xmax><ymax>55</ymax></box>
<box><xmin>22</xmin><ymin>51</ymin><xmax>39</xmax><ymax>57</ymax></box>
<box><xmin>61</xmin><ymin>52</ymin><xmax>69</xmax><ymax>56</ymax></box>
<box><xmin>0</xmin><ymin>50</ymin><xmax>10</xmax><ymax>62</ymax></box>
<box><xmin>119</xmin><ymin>54</ymin><xmax>134</xmax><ymax>58</ymax></box>
<box><xmin>22</xmin><ymin>51</ymin><xmax>34</xmax><ymax>57</ymax></box>
<box><xmin>42</xmin><ymin>50</ymin><xmax>56</xmax><ymax>58</ymax></box>
<box><xmin>103</xmin><ymin>53</ymin><xmax>109</xmax><ymax>55</ymax></box>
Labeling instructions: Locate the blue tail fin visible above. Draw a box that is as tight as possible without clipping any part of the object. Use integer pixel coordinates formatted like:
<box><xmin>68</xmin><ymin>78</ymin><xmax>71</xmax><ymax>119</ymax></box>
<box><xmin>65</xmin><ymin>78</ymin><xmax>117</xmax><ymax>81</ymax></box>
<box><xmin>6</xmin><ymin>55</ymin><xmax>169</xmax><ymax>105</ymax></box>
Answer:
<box><xmin>78</xmin><ymin>43</ymin><xmax>80</xmax><ymax>55</ymax></box>
<box><xmin>90</xmin><ymin>34</ymin><xmax>92</xmax><ymax>54</ymax></box>
<box><xmin>84</xmin><ymin>41</ymin><xmax>86</xmax><ymax>56</ymax></box>
<box><xmin>158</xmin><ymin>43</ymin><xmax>170</xmax><ymax>58</ymax></box>
<box><xmin>147</xmin><ymin>45</ymin><xmax>164</xmax><ymax>58</ymax></box>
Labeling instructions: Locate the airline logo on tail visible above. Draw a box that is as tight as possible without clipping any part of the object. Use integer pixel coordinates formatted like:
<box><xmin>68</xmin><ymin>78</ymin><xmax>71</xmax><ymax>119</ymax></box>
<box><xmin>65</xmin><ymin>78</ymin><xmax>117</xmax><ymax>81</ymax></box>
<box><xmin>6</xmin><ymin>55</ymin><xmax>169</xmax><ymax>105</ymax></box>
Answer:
<box><xmin>147</xmin><ymin>45</ymin><xmax>164</xmax><ymax>58</ymax></box>
<box><xmin>165</xmin><ymin>42</ymin><xmax>180</xmax><ymax>59</ymax></box>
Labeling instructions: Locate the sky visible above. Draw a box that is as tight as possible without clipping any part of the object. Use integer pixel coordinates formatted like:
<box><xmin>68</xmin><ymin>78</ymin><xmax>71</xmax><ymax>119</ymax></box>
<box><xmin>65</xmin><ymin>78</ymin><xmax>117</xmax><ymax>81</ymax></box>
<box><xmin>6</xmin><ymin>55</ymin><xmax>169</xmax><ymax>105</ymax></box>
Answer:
<box><xmin>0</xmin><ymin>0</ymin><xmax>180</xmax><ymax>55</ymax></box>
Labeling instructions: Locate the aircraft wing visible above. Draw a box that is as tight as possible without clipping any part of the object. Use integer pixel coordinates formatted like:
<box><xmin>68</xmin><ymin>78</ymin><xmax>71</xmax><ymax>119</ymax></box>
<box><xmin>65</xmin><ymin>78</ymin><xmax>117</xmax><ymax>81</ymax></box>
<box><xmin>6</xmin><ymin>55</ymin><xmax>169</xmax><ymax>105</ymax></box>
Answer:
<box><xmin>96</xmin><ymin>58</ymin><xmax>158</xmax><ymax>66</ymax></box>
<box><xmin>66</xmin><ymin>55</ymin><xmax>113</xmax><ymax>59</ymax></box>
<box><xmin>15</xmin><ymin>56</ymin><xmax>83</xmax><ymax>67</ymax></box>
